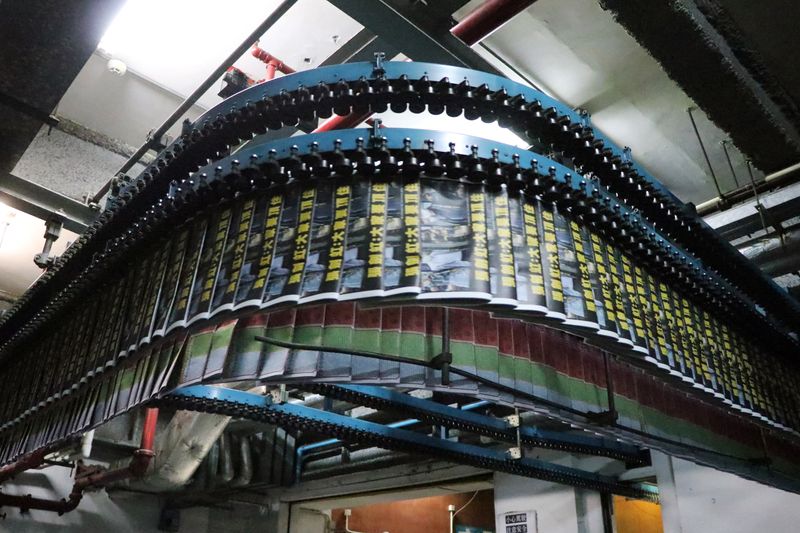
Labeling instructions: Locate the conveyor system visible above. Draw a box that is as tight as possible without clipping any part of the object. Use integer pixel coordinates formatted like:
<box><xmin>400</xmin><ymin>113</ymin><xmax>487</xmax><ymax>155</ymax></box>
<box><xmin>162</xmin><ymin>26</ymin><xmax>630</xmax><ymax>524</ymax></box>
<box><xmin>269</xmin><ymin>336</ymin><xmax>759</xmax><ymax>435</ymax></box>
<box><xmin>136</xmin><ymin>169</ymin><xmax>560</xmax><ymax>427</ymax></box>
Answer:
<box><xmin>0</xmin><ymin>59</ymin><xmax>799</xmax><ymax>494</ymax></box>
<box><xmin>162</xmin><ymin>385</ymin><xmax>654</xmax><ymax>500</ymax></box>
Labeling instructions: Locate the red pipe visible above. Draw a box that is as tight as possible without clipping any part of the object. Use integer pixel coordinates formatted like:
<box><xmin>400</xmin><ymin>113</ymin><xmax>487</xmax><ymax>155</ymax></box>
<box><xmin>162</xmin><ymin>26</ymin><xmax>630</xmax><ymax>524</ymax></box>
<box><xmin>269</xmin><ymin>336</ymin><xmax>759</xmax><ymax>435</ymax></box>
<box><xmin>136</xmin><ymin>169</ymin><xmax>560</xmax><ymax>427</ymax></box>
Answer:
<box><xmin>140</xmin><ymin>407</ymin><xmax>158</xmax><ymax>451</ymax></box>
<box><xmin>251</xmin><ymin>47</ymin><xmax>296</xmax><ymax>74</ymax></box>
<box><xmin>0</xmin><ymin>448</ymin><xmax>47</xmax><ymax>484</ymax></box>
<box><xmin>450</xmin><ymin>0</ymin><xmax>537</xmax><ymax>46</ymax></box>
<box><xmin>265</xmin><ymin>60</ymin><xmax>279</xmax><ymax>81</ymax></box>
<box><xmin>313</xmin><ymin>110</ymin><xmax>375</xmax><ymax>133</ymax></box>
<box><xmin>0</xmin><ymin>408</ymin><xmax>158</xmax><ymax>515</ymax></box>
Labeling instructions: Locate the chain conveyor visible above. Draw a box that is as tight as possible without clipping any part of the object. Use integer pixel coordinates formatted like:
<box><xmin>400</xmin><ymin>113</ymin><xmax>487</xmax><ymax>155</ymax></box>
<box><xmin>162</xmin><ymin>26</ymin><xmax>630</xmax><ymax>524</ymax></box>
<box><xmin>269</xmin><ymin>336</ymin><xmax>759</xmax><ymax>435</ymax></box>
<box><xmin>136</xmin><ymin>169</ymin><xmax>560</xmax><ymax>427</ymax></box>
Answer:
<box><xmin>0</xmin><ymin>59</ymin><xmax>797</xmax><ymax>495</ymax></box>
<box><xmin>161</xmin><ymin>385</ymin><xmax>656</xmax><ymax>501</ymax></box>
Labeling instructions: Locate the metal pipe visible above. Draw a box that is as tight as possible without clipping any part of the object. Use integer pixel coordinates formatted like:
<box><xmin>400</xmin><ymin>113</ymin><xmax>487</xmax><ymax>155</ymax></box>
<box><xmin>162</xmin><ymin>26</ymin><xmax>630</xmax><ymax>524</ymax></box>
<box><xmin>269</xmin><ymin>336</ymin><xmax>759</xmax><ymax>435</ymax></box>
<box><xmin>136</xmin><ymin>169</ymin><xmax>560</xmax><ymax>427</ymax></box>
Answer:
<box><xmin>301</xmin><ymin>448</ymin><xmax>407</xmax><ymax>480</ymax></box>
<box><xmin>140</xmin><ymin>407</ymin><xmax>158</xmax><ymax>451</ymax></box>
<box><xmin>252</xmin><ymin>47</ymin><xmax>296</xmax><ymax>74</ymax></box>
<box><xmin>739</xmin><ymin>228</ymin><xmax>800</xmax><ymax>277</ymax></box>
<box><xmin>0</xmin><ymin>407</ymin><xmax>158</xmax><ymax>514</ymax></box>
<box><xmin>721</xmin><ymin>140</ymin><xmax>740</xmax><ymax>188</ymax></box>
<box><xmin>765</xmin><ymin>161</ymin><xmax>800</xmax><ymax>183</ymax></box>
<box><xmin>265</xmin><ymin>60</ymin><xmax>278</xmax><ymax>81</ymax></box>
<box><xmin>312</xmin><ymin>110</ymin><xmax>374</xmax><ymax>133</ymax></box>
<box><xmin>450</xmin><ymin>0</ymin><xmax>537</xmax><ymax>46</ymax></box>
<box><xmin>687</xmin><ymin>106</ymin><xmax>724</xmax><ymax>198</ymax></box>
<box><xmin>90</xmin><ymin>0</ymin><xmax>298</xmax><ymax>203</ymax></box>
<box><xmin>0</xmin><ymin>448</ymin><xmax>48</xmax><ymax>483</ymax></box>
<box><xmin>697</xmin><ymin>161</ymin><xmax>800</xmax><ymax>215</ymax></box>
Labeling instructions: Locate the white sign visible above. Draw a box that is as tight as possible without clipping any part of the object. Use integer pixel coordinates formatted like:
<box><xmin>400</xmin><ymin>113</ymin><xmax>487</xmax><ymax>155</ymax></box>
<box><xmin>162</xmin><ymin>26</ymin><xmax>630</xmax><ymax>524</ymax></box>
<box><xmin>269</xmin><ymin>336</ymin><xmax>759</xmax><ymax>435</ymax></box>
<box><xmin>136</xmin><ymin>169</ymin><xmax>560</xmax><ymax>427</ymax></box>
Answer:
<box><xmin>497</xmin><ymin>510</ymin><xmax>537</xmax><ymax>533</ymax></box>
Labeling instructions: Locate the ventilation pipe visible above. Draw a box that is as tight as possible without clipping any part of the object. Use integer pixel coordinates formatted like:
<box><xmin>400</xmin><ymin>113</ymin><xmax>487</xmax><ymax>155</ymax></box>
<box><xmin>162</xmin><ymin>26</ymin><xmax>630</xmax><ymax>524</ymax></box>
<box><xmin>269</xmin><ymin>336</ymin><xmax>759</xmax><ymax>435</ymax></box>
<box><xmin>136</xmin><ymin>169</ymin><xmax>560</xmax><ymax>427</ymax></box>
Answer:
<box><xmin>738</xmin><ymin>228</ymin><xmax>800</xmax><ymax>278</ymax></box>
<box><xmin>697</xmin><ymin>161</ymin><xmax>800</xmax><ymax>215</ymax></box>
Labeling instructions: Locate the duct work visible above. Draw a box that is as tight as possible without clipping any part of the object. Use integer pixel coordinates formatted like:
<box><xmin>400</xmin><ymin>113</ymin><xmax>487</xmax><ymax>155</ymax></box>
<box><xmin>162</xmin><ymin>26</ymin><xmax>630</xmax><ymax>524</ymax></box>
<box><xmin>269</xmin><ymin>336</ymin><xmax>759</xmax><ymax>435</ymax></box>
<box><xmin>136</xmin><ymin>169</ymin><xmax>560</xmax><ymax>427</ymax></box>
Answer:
<box><xmin>739</xmin><ymin>228</ymin><xmax>800</xmax><ymax>279</ymax></box>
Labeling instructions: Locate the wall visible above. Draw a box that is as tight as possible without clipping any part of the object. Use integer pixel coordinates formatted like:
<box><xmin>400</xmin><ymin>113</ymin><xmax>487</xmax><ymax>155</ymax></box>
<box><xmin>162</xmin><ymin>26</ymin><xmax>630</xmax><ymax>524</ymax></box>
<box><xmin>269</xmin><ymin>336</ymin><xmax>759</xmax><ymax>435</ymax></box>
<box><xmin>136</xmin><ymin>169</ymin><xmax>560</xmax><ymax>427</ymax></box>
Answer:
<box><xmin>0</xmin><ymin>465</ymin><xmax>274</xmax><ymax>532</ymax></box>
<box><xmin>331</xmin><ymin>490</ymin><xmax>495</xmax><ymax>533</ymax></box>
<box><xmin>613</xmin><ymin>496</ymin><xmax>663</xmax><ymax>533</ymax></box>
<box><xmin>653</xmin><ymin>451</ymin><xmax>800</xmax><ymax>533</ymax></box>
<box><xmin>493</xmin><ymin>472</ymin><xmax>604</xmax><ymax>533</ymax></box>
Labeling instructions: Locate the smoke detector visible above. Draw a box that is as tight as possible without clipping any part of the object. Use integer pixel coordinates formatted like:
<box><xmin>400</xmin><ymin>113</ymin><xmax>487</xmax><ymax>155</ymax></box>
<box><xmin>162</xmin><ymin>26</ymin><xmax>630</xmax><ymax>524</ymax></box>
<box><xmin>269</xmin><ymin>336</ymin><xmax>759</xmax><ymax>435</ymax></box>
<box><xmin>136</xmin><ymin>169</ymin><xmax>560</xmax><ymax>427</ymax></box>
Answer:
<box><xmin>107</xmin><ymin>58</ymin><xmax>127</xmax><ymax>76</ymax></box>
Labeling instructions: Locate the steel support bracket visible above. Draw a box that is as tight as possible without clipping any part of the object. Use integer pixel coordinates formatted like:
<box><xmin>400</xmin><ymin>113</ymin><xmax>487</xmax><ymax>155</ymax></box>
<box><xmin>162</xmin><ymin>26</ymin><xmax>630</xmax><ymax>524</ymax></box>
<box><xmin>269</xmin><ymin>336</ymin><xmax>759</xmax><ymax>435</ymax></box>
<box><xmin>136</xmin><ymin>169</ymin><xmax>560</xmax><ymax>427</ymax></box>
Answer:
<box><xmin>0</xmin><ymin>171</ymin><xmax>95</xmax><ymax>233</ymax></box>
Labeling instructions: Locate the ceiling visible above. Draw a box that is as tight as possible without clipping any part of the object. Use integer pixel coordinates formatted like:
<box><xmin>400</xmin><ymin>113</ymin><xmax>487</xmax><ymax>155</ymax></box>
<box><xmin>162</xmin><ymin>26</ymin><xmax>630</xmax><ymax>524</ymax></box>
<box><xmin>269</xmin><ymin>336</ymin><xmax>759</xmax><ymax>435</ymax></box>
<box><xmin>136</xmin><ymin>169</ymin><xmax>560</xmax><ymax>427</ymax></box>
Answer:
<box><xmin>456</xmin><ymin>0</ymin><xmax>755</xmax><ymax>204</ymax></box>
<box><xmin>0</xmin><ymin>202</ymin><xmax>77</xmax><ymax>299</ymax></box>
<box><xmin>0</xmin><ymin>0</ymin><xmax>125</xmax><ymax>173</ymax></box>
<box><xmin>24</xmin><ymin>0</ymin><xmax>773</xmax><ymax>206</ymax></box>
<box><xmin>97</xmin><ymin>0</ymin><xmax>363</xmax><ymax>110</ymax></box>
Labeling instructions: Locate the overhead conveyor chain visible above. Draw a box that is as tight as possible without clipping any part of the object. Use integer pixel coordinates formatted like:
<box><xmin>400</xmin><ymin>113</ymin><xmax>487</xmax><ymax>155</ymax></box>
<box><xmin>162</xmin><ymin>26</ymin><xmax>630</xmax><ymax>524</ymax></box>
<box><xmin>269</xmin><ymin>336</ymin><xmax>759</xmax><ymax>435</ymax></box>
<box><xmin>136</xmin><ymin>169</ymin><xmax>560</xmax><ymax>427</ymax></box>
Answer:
<box><xmin>0</xmin><ymin>130</ymin><xmax>797</xmax><ymax>438</ymax></box>
<box><xmin>1</xmin><ymin>60</ymin><xmax>799</xmax><ymax>474</ymax></box>
<box><xmin>302</xmin><ymin>383</ymin><xmax>648</xmax><ymax>464</ymax></box>
<box><xmin>1</xmin><ymin>61</ymin><xmax>796</xmax><ymax>350</ymax></box>
<box><xmin>0</xmin><ymin>129</ymin><xmax>782</xmax><ymax>355</ymax></box>
<box><xmin>161</xmin><ymin>385</ymin><xmax>656</xmax><ymax>501</ymax></box>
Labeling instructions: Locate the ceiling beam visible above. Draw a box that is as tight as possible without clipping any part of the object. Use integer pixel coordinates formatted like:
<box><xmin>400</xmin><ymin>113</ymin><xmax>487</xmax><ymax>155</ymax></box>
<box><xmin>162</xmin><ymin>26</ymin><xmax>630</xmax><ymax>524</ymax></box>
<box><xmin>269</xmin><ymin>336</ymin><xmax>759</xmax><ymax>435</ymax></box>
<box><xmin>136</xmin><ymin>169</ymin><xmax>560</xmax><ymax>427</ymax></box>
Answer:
<box><xmin>0</xmin><ymin>0</ymin><xmax>126</xmax><ymax>173</ymax></box>
<box><xmin>600</xmin><ymin>0</ymin><xmax>800</xmax><ymax>173</ymax></box>
<box><xmin>0</xmin><ymin>172</ymin><xmax>96</xmax><ymax>233</ymax></box>
<box><xmin>328</xmin><ymin>0</ymin><xmax>499</xmax><ymax>72</ymax></box>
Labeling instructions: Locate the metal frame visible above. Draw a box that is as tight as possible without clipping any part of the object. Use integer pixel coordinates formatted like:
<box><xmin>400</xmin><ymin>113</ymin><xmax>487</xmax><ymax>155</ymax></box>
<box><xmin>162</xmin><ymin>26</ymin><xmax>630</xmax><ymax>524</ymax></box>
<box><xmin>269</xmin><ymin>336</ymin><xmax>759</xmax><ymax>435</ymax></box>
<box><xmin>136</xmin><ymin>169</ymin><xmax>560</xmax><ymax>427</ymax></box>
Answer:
<box><xmin>306</xmin><ymin>384</ymin><xmax>647</xmax><ymax>463</ymax></box>
<box><xmin>0</xmin><ymin>171</ymin><xmax>96</xmax><ymax>233</ymax></box>
<box><xmin>165</xmin><ymin>385</ymin><xmax>655</xmax><ymax>500</ymax></box>
<box><xmin>328</xmin><ymin>0</ymin><xmax>498</xmax><ymax>73</ymax></box>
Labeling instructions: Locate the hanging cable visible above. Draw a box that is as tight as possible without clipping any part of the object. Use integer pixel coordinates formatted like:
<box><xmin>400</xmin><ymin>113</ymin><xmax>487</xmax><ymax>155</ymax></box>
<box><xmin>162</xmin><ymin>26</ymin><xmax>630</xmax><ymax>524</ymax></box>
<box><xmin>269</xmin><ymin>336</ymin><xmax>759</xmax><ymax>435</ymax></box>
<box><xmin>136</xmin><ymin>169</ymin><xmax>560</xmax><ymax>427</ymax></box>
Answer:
<box><xmin>453</xmin><ymin>490</ymin><xmax>480</xmax><ymax>518</ymax></box>
<box><xmin>253</xmin><ymin>335</ymin><xmax>769</xmax><ymax>463</ymax></box>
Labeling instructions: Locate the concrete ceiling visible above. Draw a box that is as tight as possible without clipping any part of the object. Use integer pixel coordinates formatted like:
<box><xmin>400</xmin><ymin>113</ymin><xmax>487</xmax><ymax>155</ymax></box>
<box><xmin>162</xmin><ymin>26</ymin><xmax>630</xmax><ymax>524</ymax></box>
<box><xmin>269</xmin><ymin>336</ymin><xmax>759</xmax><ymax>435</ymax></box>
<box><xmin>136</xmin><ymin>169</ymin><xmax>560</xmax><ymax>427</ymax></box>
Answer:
<box><xmin>0</xmin><ymin>0</ymin><xmax>125</xmax><ymax>173</ymax></box>
<box><xmin>458</xmin><ymin>0</ymin><xmax>754</xmax><ymax>205</ymax></box>
<box><xmin>0</xmin><ymin>203</ymin><xmax>77</xmax><ymax>298</ymax></box>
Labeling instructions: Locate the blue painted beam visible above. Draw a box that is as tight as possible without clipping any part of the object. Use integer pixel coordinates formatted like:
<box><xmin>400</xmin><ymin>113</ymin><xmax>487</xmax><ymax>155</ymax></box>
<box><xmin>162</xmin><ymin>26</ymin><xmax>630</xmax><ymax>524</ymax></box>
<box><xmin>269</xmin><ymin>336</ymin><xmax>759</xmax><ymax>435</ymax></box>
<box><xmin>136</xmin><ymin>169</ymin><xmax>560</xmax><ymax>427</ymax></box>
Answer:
<box><xmin>167</xmin><ymin>385</ymin><xmax>654</xmax><ymax>500</ymax></box>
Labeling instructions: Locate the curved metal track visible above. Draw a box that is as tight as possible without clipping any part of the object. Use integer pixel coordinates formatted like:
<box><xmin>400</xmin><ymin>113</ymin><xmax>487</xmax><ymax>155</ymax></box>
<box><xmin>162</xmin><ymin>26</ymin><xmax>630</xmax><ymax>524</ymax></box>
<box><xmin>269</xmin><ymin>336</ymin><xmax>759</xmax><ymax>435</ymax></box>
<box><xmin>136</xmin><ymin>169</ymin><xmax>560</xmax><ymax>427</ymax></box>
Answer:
<box><xmin>161</xmin><ymin>385</ymin><xmax>657</xmax><ymax>501</ymax></box>
<box><xmin>0</xmin><ymin>130</ymin><xmax>795</xmax><ymax>438</ymax></box>
<box><xmin>1</xmin><ymin>62</ymin><xmax>797</xmax><ymax>345</ymax></box>
<box><xmin>0</xmin><ymin>62</ymin><xmax>798</xmax><ymax>487</ymax></box>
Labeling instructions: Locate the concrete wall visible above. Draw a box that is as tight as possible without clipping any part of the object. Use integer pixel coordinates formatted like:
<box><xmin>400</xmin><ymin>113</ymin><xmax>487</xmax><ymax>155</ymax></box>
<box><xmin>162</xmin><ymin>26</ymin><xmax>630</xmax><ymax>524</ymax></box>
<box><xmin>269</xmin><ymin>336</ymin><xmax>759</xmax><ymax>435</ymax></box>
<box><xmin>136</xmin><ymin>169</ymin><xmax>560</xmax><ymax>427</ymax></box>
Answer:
<box><xmin>493</xmin><ymin>472</ymin><xmax>605</xmax><ymax>533</ymax></box>
<box><xmin>653</xmin><ymin>451</ymin><xmax>800</xmax><ymax>533</ymax></box>
<box><xmin>0</xmin><ymin>465</ymin><xmax>275</xmax><ymax>532</ymax></box>
<box><xmin>330</xmin><ymin>490</ymin><xmax>495</xmax><ymax>533</ymax></box>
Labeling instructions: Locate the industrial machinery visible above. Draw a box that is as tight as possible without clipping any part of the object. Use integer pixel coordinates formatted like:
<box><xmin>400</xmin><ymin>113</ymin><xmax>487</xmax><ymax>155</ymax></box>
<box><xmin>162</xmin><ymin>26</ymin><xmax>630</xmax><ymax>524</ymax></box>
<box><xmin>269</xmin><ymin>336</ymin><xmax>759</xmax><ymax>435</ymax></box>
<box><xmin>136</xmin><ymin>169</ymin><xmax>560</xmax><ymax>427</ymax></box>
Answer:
<box><xmin>1</xmin><ymin>56</ymin><xmax>800</xmax><ymax>506</ymax></box>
